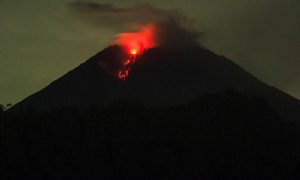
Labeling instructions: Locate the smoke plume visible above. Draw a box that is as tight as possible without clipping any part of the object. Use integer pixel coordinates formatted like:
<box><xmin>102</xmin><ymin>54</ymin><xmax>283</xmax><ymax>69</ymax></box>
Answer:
<box><xmin>69</xmin><ymin>2</ymin><xmax>201</xmax><ymax>48</ymax></box>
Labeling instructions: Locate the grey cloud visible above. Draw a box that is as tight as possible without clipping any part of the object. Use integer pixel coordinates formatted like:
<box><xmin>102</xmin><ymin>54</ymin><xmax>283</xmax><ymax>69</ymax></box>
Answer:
<box><xmin>69</xmin><ymin>2</ymin><xmax>201</xmax><ymax>48</ymax></box>
<box><xmin>154</xmin><ymin>19</ymin><xmax>200</xmax><ymax>48</ymax></box>
<box><xmin>69</xmin><ymin>2</ymin><xmax>183</xmax><ymax>29</ymax></box>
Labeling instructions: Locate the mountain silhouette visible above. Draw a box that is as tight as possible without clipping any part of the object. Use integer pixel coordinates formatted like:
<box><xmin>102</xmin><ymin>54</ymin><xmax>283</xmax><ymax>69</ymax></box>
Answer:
<box><xmin>11</xmin><ymin>45</ymin><xmax>300</xmax><ymax>124</ymax></box>
<box><xmin>4</xmin><ymin>45</ymin><xmax>300</xmax><ymax>179</ymax></box>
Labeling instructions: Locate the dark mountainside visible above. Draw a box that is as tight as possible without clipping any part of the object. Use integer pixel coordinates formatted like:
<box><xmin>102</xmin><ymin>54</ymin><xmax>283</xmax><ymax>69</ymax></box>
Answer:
<box><xmin>2</xmin><ymin>92</ymin><xmax>300</xmax><ymax>179</ymax></box>
<box><xmin>2</xmin><ymin>46</ymin><xmax>300</xmax><ymax>179</ymax></box>
<box><xmin>11</xmin><ymin>45</ymin><xmax>300</xmax><ymax>124</ymax></box>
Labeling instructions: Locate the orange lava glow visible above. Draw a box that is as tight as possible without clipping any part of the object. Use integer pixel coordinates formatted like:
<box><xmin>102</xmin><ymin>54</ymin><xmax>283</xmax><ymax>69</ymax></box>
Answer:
<box><xmin>115</xmin><ymin>24</ymin><xmax>156</xmax><ymax>54</ymax></box>
<box><xmin>130</xmin><ymin>48</ymin><xmax>137</xmax><ymax>55</ymax></box>
<box><xmin>114</xmin><ymin>24</ymin><xmax>156</xmax><ymax>80</ymax></box>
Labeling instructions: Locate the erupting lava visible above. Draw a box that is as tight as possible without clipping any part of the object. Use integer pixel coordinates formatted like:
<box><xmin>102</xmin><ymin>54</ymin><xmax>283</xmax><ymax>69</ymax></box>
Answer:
<box><xmin>114</xmin><ymin>24</ymin><xmax>156</xmax><ymax>80</ymax></box>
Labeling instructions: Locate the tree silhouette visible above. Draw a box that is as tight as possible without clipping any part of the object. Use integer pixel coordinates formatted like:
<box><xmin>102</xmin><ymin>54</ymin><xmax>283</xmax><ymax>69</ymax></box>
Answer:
<box><xmin>6</xmin><ymin>103</ymin><xmax>12</xmax><ymax>108</ymax></box>
<box><xmin>0</xmin><ymin>103</ymin><xmax>13</xmax><ymax>112</ymax></box>
<box><xmin>0</xmin><ymin>104</ymin><xmax>4</xmax><ymax>112</ymax></box>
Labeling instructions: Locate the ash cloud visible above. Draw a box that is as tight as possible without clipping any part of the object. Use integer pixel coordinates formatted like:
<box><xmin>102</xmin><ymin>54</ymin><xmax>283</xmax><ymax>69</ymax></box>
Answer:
<box><xmin>69</xmin><ymin>2</ymin><xmax>181</xmax><ymax>27</ymax></box>
<box><xmin>154</xmin><ymin>19</ymin><xmax>200</xmax><ymax>48</ymax></box>
<box><xmin>69</xmin><ymin>1</ymin><xmax>201</xmax><ymax>48</ymax></box>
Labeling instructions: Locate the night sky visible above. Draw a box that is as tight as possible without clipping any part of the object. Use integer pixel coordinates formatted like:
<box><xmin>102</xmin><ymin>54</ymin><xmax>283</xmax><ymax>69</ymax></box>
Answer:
<box><xmin>1</xmin><ymin>0</ymin><xmax>299</xmax><ymax>105</ymax></box>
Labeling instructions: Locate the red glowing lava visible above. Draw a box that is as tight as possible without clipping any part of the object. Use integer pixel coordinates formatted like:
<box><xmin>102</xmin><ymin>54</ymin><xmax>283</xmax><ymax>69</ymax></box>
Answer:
<box><xmin>130</xmin><ymin>48</ymin><xmax>137</xmax><ymax>55</ymax></box>
<box><xmin>114</xmin><ymin>24</ymin><xmax>156</xmax><ymax>80</ymax></box>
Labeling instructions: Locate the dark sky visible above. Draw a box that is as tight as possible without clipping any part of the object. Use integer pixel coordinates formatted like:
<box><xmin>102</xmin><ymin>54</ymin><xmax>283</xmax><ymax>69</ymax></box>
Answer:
<box><xmin>0</xmin><ymin>0</ymin><xmax>299</xmax><ymax>104</ymax></box>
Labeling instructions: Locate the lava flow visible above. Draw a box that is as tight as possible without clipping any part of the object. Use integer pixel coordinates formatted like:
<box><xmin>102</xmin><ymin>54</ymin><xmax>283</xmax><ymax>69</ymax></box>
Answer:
<box><xmin>115</xmin><ymin>24</ymin><xmax>156</xmax><ymax>80</ymax></box>
<box><xmin>117</xmin><ymin>48</ymin><xmax>139</xmax><ymax>80</ymax></box>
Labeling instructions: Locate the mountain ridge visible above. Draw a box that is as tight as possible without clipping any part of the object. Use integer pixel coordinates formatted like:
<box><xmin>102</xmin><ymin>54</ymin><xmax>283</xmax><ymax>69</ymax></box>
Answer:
<box><xmin>10</xmin><ymin>45</ymin><xmax>300</xmax><ymax>125</ymax></box>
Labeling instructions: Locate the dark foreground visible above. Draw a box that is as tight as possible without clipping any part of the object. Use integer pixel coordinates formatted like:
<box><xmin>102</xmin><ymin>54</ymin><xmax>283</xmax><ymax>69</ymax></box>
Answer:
<box><xmin>1</xmin><ymin>91</ymin><xmax>300</xmax><ymax>179</ymax></box>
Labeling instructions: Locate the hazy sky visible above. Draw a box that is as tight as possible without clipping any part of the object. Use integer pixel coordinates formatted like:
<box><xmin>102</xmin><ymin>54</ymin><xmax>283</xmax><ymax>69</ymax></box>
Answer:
<box><xmin>0</xmin><ymin>0</ymin><xmax>299</xmax><ymax>105</ymax></box>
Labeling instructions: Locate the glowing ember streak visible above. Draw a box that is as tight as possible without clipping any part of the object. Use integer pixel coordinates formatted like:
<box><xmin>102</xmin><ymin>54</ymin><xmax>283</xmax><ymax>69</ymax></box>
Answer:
<box><xmin>118</xmin><ymin>70</ymin><xmax>129</xmax><ymax>80</ymax></box>
<box><xmin>114</xmin><ymin>23</ymin><xmax>156</xmax><ymax>80</ymax></box>
<box><xmin>117</xmin><ymin>56</ymin><xmax>136</xmax><ymax>80</ymax></box>
<box><xmin>124</xmin><ymin>59</ymin><xmax>131</xmax><ymax>65</ymax></box>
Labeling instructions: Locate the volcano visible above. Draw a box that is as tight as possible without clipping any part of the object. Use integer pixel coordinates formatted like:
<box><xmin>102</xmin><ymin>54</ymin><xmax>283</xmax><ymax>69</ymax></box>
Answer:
<box><xmin>5</xmin><ymin>45</ymin><xmax>300</xmax><ymax>178</ymax></box>
<box><xmin>11</xmin><ymin>45</ymin><xmax>300</xmax><ymax>124</ymax></box>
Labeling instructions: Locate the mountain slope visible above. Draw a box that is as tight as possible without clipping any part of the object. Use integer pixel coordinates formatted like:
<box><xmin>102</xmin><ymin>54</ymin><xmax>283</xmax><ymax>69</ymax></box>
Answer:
<box><xmin>11</xmin><ymin>45</ymin><xmax>300</xmax><ymax>124</ymax></box>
